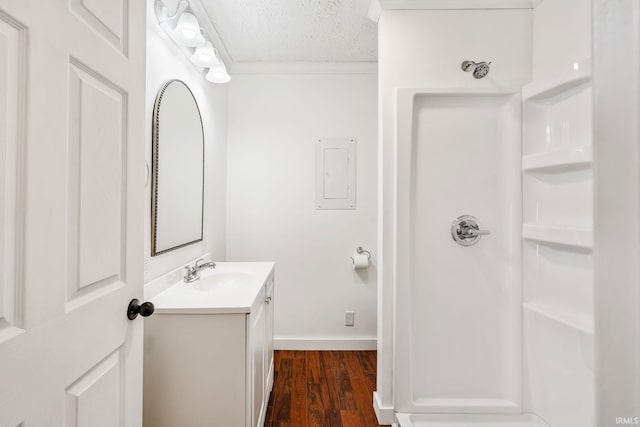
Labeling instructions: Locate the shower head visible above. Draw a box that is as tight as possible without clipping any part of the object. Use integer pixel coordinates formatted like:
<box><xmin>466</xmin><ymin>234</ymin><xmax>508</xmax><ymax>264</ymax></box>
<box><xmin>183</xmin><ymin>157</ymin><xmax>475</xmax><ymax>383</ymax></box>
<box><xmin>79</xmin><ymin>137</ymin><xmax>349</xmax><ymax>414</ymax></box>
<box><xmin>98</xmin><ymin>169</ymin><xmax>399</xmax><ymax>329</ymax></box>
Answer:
<box><xmin>461</xmin><ymin>60</ymin><xmax>491</xmax><ymax>79</ymax></box>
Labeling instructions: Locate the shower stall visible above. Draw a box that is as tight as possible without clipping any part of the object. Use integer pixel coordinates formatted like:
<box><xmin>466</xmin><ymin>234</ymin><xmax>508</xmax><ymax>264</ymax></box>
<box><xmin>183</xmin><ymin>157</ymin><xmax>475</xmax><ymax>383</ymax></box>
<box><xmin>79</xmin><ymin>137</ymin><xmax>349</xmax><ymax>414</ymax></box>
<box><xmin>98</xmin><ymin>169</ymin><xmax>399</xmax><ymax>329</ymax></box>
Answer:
<box><xmin>394</xmin><ymin>89</ymin><xmax>524</xmax><ymax>417</ymax></box>
<box><xmin>375</xmin><ymin>1</ymin><xmax>594</xmax><ymax>426</ymax></box>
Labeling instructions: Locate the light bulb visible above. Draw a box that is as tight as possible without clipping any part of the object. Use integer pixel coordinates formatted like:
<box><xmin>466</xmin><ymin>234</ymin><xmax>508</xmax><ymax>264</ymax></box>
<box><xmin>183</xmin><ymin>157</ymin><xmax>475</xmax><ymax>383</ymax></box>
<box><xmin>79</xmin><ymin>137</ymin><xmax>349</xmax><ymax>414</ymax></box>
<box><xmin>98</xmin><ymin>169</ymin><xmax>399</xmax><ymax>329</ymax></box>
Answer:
<box><xmin>190</xmin><ymin>42</ymin><xmax>220</xmax><ymax>67</ymax></box>
<box><xmin>173</xmin><ymin>12</ymin><xmax>205</xmax><ymax>47</ymax></box>
<box><xmin>181</xmin><ymin>28</ymin><xmax>196</xmax><ymax>39</ymax></box>
<box><xmin>205</xmin><ymin>65</ymin><xmax>231</xmax><ymax>84</ymax></box>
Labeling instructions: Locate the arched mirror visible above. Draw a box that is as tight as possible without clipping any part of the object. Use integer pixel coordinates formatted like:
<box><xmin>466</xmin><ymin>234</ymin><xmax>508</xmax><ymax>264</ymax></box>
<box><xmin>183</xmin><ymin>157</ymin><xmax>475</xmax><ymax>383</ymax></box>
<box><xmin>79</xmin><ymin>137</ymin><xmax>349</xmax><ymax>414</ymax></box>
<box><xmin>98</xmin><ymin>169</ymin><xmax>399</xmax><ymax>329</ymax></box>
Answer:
<box><xmin>151</xmin><ymin>80</ymin><xmax>204</xmax><ymax>256</ymax></box>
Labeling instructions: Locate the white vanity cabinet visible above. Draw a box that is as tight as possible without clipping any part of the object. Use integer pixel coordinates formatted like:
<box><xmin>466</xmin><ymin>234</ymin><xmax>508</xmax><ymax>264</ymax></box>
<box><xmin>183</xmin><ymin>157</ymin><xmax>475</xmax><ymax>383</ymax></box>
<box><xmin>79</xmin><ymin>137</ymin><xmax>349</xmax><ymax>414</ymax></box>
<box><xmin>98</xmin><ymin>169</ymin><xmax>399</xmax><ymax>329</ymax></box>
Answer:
<box><xmin>265</xmin><ymin>277</ymin><xmax>275</xmax><ymax>394</ymax></box>
<box><xmin>143</xmin><ymin>263</ymin><xmax>275</xmax><ymax>427</ymax></box>
<box><xmin>249</xmin><ymin>275</ymin><xmax>274</xmax><ymax>427</ymax></box>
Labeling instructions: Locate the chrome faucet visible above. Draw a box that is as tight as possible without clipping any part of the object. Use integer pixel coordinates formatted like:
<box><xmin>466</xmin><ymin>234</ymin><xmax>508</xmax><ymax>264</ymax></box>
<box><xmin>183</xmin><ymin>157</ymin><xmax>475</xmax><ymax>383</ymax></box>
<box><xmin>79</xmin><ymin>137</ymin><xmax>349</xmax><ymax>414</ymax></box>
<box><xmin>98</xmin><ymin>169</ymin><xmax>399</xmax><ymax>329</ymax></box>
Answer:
<box><xmin>183</xmin><ymin>258</ymin><xmax>216</xmax><ymax>283</ymax></box>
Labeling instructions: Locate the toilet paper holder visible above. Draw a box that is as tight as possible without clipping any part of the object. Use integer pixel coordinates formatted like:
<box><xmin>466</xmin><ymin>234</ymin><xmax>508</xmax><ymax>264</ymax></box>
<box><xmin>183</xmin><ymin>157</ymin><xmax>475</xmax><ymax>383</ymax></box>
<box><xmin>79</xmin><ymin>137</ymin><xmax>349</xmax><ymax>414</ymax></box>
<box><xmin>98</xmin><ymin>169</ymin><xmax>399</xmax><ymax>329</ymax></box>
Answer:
<box><xmin>351</xmin><ymin>246</ymin><xmax>371</xmax><ymax>262</ymax></box>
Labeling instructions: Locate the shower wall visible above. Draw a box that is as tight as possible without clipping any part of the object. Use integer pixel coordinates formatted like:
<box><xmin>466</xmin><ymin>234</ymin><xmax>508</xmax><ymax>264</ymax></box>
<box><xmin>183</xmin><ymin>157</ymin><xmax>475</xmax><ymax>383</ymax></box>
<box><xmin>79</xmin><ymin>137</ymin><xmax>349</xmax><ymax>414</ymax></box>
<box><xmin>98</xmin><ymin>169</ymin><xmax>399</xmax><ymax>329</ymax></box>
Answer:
<box><xmin>376</xmin><ymin>8</ymin><xmax>532</xmax><ymax>423</ymax></box>
<box><xmin>394</xmin><ymin>90</ymin><xmax>522</xmax><ymax>414</ymax></box>
<box><xmin>522</xmin><ymin>0</ymin><xmax>594</xmax><ymax>425</ymax></box>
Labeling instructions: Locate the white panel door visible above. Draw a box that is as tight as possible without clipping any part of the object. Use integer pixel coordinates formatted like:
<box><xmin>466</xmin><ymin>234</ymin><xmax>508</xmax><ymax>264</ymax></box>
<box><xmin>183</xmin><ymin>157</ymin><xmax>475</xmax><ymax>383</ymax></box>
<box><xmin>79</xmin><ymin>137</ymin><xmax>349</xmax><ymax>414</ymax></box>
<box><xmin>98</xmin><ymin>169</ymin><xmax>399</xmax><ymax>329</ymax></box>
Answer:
<box><xmin>0</xmin><ymin>0</ymin><xmax>146</xmax><ymax>426</ymax></box>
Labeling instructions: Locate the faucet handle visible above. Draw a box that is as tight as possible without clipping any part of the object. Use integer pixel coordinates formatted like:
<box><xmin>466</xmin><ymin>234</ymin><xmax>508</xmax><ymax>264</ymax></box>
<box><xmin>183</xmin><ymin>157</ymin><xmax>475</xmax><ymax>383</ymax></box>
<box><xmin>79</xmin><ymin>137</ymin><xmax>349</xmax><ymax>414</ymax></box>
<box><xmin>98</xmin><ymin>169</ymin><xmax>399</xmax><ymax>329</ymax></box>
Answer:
<box><xmin>183</xmin><ymin>265</ymin><xmax>197</xmax><ymax>283</ymax></box>
<box><xmin>468</xmin><ymin>227</ymin><xmax>491</xmax><ymax>237</ymax></box>
<box><xmin>195</xmin><ymin>258</ymin><xmax>205</xmax><ymax>268</ymax></box>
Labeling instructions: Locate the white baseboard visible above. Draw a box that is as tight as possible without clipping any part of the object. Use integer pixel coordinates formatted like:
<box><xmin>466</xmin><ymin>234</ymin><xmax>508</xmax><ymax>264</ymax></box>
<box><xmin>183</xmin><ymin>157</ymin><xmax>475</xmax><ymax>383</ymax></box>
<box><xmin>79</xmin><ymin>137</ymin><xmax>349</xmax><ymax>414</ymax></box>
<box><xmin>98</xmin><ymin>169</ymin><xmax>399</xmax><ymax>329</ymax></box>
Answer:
<box><xmin>274</xmin><ymin>337</ymin><xmax>377</xmax><ymax>351</ymax></box>
<box><xmin>373</xmin><ymin>391</ymin><xmax>396</xmax><ymax>425</ymax></box>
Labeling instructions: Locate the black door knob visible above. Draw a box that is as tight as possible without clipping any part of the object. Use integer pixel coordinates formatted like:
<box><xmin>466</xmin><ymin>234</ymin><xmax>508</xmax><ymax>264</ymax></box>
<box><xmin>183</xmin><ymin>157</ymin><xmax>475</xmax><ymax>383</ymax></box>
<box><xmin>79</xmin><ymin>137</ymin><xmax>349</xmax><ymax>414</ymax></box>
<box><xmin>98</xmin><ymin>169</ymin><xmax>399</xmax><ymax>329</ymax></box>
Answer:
<box><xmin>127</xmin><ymin>299</ymin><xmax>155</xmax><ymax>320</ymax></box>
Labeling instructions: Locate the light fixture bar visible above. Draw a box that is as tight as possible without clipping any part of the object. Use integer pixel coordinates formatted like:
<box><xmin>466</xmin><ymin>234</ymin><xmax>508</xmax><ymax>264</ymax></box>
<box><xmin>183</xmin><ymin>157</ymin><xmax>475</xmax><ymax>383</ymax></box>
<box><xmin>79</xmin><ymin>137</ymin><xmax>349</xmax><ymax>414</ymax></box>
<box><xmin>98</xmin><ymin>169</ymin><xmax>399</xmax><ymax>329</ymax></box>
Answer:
<box><xmin>155</xmin><ymin>0</ymin><xmax>189</xmax><ymax>23</ymax></box>
<box><xmin>154</xmin><ymin>0</ymin><xmax>231</xmax><ymax>84</ymax></box>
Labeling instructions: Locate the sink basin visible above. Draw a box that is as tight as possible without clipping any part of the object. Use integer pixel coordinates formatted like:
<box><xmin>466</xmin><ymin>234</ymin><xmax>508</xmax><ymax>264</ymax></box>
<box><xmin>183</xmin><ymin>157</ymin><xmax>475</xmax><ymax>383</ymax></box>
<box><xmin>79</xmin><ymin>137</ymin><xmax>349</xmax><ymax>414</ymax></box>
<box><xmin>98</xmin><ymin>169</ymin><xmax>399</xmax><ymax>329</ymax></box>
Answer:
<box><xmin>191</xmin><ymin>271</ymin><xmax>254</xmax><ymax>292</ymax></box>
<box><xmin>147</xmin><ymin>262</ymin><xmax>275</xmax><ymax>314</ymax></box>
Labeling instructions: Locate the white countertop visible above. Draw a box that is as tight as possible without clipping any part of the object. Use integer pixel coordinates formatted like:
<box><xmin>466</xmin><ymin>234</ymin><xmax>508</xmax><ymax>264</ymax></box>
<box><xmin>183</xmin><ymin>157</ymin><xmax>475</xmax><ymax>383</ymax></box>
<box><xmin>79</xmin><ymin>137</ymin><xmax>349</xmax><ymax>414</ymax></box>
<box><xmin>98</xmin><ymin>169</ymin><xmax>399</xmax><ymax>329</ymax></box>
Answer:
<box><xmin>150</xmin><ymin>262</ymin><xmax>275</xmax><ymax>314</ymax></box>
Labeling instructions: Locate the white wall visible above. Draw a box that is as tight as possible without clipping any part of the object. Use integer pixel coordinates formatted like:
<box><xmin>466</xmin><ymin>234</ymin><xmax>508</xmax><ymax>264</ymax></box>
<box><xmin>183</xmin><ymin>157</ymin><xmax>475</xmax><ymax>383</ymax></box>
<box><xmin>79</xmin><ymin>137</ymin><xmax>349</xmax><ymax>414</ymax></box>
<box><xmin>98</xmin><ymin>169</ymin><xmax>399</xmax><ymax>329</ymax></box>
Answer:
<box><xmin>144</xmin><ymin>0</ymin><xmax>227</xmax><ymax>284</ymax></box>
<box><xmin>376</xmin><ymin>9</ymin><xmax>532</xmax><ymax>423</ymax></box>
<box><xmin>226</xmin><ymin>72</ymin><xmax>378</xmax><ymax>349</ymax></box>
<box><xmin>593</xmin><ymin>1</ymin><xmax>640</xmax><ymax>424</ymax></box>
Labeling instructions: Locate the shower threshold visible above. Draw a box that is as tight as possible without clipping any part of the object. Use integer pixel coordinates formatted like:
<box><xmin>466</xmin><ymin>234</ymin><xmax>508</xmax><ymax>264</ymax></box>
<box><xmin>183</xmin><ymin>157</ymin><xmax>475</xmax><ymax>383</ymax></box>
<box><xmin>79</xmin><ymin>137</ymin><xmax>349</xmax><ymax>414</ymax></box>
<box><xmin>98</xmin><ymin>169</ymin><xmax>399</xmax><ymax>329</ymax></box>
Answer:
<box><xmin>395</xmin><ymin>413</ymin><xmax>549</xmax><ymax>427</ymax></box>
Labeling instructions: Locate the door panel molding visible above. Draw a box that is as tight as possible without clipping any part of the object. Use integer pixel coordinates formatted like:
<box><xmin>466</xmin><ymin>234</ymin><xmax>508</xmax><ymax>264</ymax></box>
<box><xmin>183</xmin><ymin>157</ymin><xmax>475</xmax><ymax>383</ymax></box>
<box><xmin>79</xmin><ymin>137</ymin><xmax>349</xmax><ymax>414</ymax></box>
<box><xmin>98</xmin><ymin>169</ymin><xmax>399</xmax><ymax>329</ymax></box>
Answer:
<box><xmin>65</xmin><ymin>347</ymin><xmax>124</xmax><ymax>427</ymax></box>
<box><xmin>0</xmin><ymin>10</ymin><xmax>27</xmax><ymax>337</ymax></box>
<box><xmin>65</xmin><ymin>58</ymin><xmax>128</xmax><ymax>312</ymax></box>
<box><xmin>69</xmin><ymin>0</ymin><xmax>129</xmax><ymax>57</ymax></box>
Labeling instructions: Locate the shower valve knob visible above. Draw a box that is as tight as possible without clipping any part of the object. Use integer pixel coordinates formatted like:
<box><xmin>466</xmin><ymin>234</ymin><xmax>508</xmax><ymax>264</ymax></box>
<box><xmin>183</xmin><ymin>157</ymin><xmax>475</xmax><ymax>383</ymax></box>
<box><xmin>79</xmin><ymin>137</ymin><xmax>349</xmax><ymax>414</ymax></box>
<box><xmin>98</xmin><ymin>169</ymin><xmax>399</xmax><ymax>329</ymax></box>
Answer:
<box><xmin>451</xmin><ymin>215</ymin><xmax>490</xmax><ymax>246</ymax></box>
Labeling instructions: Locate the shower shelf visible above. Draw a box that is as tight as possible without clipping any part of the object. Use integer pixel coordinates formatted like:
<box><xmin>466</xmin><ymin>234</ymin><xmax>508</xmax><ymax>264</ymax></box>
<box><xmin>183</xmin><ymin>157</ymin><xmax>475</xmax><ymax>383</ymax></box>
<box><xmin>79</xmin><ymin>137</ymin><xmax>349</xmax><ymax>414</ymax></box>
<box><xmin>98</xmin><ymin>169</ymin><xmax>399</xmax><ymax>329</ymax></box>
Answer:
<box><xmin>522</xmin><ymin>145</ymin><xmax>592</xmax><ymax>172</ymax></box>
<box><xmin>524</xmin><ymin>302</ymin><xmax>594</xmax><ymax>334</ymax></box>
<box><xmin>522</xmin><ymin>58</ymin><xmax>591</xmax><ymax>103</ymax></box>
<box><xmin>523</xmin><ymin>223</ymin><xmax>593</xmax><ymax>249</ymax></box>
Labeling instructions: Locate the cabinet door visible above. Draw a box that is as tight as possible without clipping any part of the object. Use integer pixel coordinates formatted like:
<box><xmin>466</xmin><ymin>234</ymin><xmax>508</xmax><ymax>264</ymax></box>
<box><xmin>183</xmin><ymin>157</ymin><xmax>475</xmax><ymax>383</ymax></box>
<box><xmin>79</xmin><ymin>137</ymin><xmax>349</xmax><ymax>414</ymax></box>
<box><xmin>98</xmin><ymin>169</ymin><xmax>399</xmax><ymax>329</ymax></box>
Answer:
<box><xmin>250</xmin><ymin>295</ymin><xmax>266</xmax><ymax>427</ymax></box>
<box><xmin>265</xmin><ymin>277</ymin><xmax>275</xmax><ymax>394</ymax></box>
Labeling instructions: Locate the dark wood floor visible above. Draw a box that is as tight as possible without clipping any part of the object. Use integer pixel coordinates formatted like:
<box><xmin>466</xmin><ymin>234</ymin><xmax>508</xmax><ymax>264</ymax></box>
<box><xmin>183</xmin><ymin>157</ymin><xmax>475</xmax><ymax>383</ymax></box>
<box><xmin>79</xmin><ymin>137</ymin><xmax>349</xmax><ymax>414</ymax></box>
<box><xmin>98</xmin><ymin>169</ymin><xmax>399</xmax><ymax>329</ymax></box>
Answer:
<box><xmin>264</xmin><ymin>350</ymin><xmax>386</xmax><ymax>427</ymax></box>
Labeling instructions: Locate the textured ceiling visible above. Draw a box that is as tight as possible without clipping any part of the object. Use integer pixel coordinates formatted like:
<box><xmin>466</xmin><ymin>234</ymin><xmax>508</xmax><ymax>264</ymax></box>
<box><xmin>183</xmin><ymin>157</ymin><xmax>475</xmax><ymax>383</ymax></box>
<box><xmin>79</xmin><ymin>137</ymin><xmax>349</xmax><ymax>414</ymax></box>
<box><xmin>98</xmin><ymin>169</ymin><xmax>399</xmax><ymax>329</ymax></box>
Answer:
<box><xmin>200</xmin><ymin>0</ymin><xmax>377</xmax><ymax>62</ymax></box>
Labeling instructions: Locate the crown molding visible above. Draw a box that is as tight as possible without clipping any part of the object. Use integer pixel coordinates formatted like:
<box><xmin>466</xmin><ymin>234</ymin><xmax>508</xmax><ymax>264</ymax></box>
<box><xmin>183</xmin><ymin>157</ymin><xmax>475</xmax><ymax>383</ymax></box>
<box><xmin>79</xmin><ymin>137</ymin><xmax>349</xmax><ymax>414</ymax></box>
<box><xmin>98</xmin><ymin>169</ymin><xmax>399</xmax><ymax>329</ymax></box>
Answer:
<box><xmin>230</xmin><ymin>61</ymin><xmax>378</xmax><ymax>75</ymax></box>
<box><xmin>370</xmin><ymin>0</ymin><xmax>544</xmax><ymax>18</ymax></box>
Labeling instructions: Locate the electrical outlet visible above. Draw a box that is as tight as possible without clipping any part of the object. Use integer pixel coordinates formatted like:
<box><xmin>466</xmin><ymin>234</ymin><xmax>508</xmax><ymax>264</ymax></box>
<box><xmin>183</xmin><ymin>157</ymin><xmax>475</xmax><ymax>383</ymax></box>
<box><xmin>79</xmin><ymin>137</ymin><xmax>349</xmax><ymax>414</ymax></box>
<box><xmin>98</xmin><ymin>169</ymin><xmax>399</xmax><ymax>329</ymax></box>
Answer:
<box><xmin>345</xmin><ymin>311</ymin><xmax>355</xmax><ymax>327</ymax></box>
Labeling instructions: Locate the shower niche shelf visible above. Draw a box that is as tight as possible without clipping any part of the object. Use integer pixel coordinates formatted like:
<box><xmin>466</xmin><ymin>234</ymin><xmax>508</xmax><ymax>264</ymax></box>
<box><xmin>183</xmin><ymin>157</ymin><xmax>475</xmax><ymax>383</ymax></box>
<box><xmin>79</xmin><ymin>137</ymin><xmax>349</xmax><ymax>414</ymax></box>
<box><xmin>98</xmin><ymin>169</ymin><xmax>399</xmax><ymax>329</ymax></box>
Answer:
<box><xmin>523</xmin><ymin>90</ymin><xmax>592</xmax><ymax>155</ymax></box>
<box><xmin>522</xmin><ymin>58</ymin><xmax>591</xmax><ymax>103</ymax></box>
<box><xmin>523</xmin><ymin>145</ymin><xmax>592</xmax><ymax>172</ymax></box>
<box><xmin>522</xmin><ymin>223</ymin><xmax>593</xmax><ymax>249</ymax></box>
<box><xmin>524</xmin><ymin>301</ymin><xmax>594</xmax><ymax>334</ymax></box>
<box><xmin>523</xmin><ymin>169</ymin><xmax>592</xmax><ymax>228</ymax></box>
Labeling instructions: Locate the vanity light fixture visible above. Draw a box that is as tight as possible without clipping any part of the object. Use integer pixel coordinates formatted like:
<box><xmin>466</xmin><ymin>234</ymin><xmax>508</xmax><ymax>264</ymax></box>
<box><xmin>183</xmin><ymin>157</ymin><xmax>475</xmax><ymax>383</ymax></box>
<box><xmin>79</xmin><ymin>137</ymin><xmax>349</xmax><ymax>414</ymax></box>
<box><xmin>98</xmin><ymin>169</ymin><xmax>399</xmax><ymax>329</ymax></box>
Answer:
<box><xmin>190</xmin><ymin>41</ymin><xmax>220</xmax><ymax>67</ymax></box>
<box><xmin>154</xmin><ymin>0</ymin><xmax>231</xmax><ymax>84</ymax></box>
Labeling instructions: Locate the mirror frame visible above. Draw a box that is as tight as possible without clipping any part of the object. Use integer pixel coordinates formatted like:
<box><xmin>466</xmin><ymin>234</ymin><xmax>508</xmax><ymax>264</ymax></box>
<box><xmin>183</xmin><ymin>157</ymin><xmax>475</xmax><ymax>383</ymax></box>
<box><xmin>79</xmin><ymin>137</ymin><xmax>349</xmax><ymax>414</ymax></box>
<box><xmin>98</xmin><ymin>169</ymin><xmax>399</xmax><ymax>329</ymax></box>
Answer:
<box><xmin>151</xmin><ymin>79</ymin><xmax>205</xmax><ymax>256</ymax></box>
